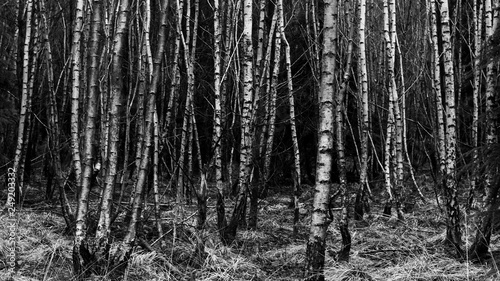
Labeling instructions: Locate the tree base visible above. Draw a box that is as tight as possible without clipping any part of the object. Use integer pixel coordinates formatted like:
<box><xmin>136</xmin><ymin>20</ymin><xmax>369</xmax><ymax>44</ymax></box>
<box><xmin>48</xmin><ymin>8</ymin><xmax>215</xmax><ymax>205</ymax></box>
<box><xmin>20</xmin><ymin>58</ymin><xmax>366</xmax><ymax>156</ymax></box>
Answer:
<box><xmin>305</xmin><ymin>237</ymin><xmax>327</xmax><ymax>281</ymax></box>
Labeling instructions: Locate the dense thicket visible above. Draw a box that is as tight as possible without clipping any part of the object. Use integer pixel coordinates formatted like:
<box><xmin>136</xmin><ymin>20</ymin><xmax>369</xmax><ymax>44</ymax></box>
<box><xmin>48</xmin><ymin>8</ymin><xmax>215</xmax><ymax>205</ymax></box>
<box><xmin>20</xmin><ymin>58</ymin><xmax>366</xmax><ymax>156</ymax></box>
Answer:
<box><xmin>1</xmin><ymin>0</ymin><xmax>499</xmax><ymax>280</ymax></box>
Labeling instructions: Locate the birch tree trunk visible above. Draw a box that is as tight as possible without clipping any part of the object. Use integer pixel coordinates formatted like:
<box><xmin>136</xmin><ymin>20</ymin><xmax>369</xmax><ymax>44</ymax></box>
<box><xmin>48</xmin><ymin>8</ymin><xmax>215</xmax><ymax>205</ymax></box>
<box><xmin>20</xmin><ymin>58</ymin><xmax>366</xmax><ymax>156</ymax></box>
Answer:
<box><xmin>95</xmin><ymin>0</ymin><xmax>130</xmax><ymax>250</ymax></box>
<box><xmin>382</xmin><ymin>0</ymin><xmax>404</xmax><ymax>219</ymax></box>
<box><xmin>430</xmin><ymin>0</ymin><xmax>446</xmax><ymax>177</ymax></box>
<box><xmin>222</xmin><ymin>0</ymin><xmax>254</xmax><ymax>245</ymax></box>
<box><xmin>469</xmin><ymin>0</ymin><xmax>499</xmax><ymax>260</ymax></box>
<box><xmin>357</xmin><ymin>0</ymin><xmax>370</xmax><ymax>221</ymax></box>
<box><xmin>305</xmin><ymin>1</ymin><xmax>338</xmax><ymax>279</ymax></box>
<box><xmin>469</xmin><ymin>0</ymin><xmax>482</xmax><ymax>208</ymax></box>
<box><xmin>382</xmin><ymin>0</ymin><xmax>395</xmax><ymax>216</ymax></box>
<box><xmin>72</xmin><ymin>0</ymin><xmax>101</xmax><ymax>276</ymax></box>
<box><xmin>439</xmin><ymin>0</ymin><xmax>462</xmax><ymax>255</ymax></box>
<box><xmin>12</xmin><ymin>0</ymin><xmax>33</xmax><ymax>205</ymax></box>
<box><xmin>70</xmin><ymin>0</ymin><xmax>85</xmax><ymax>188</ymax></box>
<box><xmin>483</xmin><ymin>0</ymin><xmax>499</xmax><ymax>195</ymax></box>
<box><xmin>163</xmin><ymin>0</ymin><xmax>184</xmax><ymax>140</ymax></box>
<box><xmin>213</xmin><ymin>0</ymin><xmax>228</xmax><ymax>242</ymax></box>
<box><xmin>105</xmin><ymin>0</ymin><xmax>167</xmax><ymax>276</ymax></box>
<box><xmin>263</xmin><ymin>8</ymin><xmax>280</xmax><ymax>188</ymax></box>
<box><xmin>389</xmin><ymin>0</ymin><xmax>404</xmax><ymax>220</ymax></box>
<box><xmin>279</xmin><ymin>0</ymin><xmax>302</xmax><ymax>235</ymax></box>
<box><xmin>151</xmin><ymin>0</ymin><xmax>170</xmax><ymax>247</ymax></box>
<box><xmin>176</xmin><ymin>0</ymin><xmax>199</xmax><ymax>209</ymax></box>
<box><xmin>336</xmin><ymin>0</ymin><xmax>354</xmax><ymax>261</ymax></box>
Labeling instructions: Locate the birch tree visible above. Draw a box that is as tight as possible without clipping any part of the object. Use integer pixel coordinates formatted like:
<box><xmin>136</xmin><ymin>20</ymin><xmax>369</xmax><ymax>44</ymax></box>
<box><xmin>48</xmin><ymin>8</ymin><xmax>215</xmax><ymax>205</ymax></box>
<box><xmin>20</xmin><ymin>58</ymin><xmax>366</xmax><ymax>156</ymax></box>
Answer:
<box><xmin>382</xmin><ymin>0</ymin><xmax>404</xmax><ymax>219</ymax></box>
<box><xmin>70</xmin><ymin>0</ymin><xmax>85</xmax><ymax>187</ymax></box>
<box><xmin>221</xmin><ymin>0</ymin><xmax>254</xmax><ymax>245</ymax></box>
<box><xmin>336</xmin><ymin>0</ymin><xmax>355</xmax><ymax>261</ymax></box>
<box><xmin>95</xmin><ymin>0</ymin><xmax>130</xmax><ymax>252</ymax></box>
<box><xmin>439</xmin><ymin>0</ymin><xmax>462</xmax><ymax>255</ymax></box>
<box><xmin>357</xmin><ymin>0</ymin><xmax>370</xmax><ymax>220</ymax></box>
<box><xmin>72</xmin><ymin>0</ymin><xmax>101</xmax><ymax>276</ymax></box>
<box><xmin>213</xmin><ymin>0</ymin><xmax>228</xmax><ymax>241</ymax></box>
<box><xmin>429</xmin><ymin>0</ymin><xmax>446</xmax><ymax>177</ymax></box>
<box><xmin>12</xmin><ymin>0</ymin><xmax>33</xmax><ymax>204</ymax></box>
<box><xmin>469</xmin><ymin>0</ymin><xmax>499</xmax><ymax>260</ymax></box>
<box><xmin>305</xmin><ymin>1</ymin><xmax>338</xmax><ymax>279</ymax></box>
<box><xmin>483</xmin><ymin>0</ymin><xmax>499</xmax><ymax>194</ymax></box>
<box><xmin>279</xmin><ymin>0</ymin><xmax>302</xmax><ymax>235</ymax></box>
<box><xmin>262</xmin><ymin>9</ymin><xmax>279</xmax><ymax>198</ymax></box>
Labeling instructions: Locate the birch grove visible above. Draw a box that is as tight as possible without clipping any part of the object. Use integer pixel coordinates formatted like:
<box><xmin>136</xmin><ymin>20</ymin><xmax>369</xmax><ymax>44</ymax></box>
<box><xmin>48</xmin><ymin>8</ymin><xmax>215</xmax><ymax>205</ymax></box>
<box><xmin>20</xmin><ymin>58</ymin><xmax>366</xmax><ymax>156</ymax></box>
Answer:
<box><xmin>3</xmin><ymin>0</ymin><xmax>500</xmax><ymax>279</ymax></box>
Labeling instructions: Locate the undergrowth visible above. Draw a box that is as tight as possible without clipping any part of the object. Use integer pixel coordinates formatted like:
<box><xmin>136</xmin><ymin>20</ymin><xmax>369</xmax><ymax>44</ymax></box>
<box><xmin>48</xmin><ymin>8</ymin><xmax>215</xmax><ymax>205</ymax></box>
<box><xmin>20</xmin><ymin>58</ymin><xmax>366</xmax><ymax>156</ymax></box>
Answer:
<box><xmin>0</xmin><ymin>183</ymin><xmax>498</xmax><ymax>281</ymax></box>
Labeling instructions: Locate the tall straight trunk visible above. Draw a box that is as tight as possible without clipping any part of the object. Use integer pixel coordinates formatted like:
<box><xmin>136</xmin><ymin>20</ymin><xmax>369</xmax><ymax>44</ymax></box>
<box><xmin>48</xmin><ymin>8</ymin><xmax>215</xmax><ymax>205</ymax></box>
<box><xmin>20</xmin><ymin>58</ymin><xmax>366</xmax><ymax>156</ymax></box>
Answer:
<box><xmin>357</xmin><ymin>0</ymin><xmax>370</xmax><ymax>220</ymax></box>
<box><xmin>177</xmin><ymin>0</ymin><xmax>199</xmax><ymax>208</ymax></box>
<box><xmin>469</xmin><ymin>0</ymin><xmax>499</xmax><ymax>260</ymax></box>
<box><xmin>176</xmin><ymin>82</ymin><xmax>191</xmax><ymax>205</ymax></box>
<box><xmin>190</xmin><ymin>0</ymin><xmax>201</xmax><ymax>204</ymax></box>
<box><xmin>254</xmin><ymin>0</ymin><xmax>267</xmax><ymax>100</ymax></box>
<box><xmin>306</xmin><ymin>0</ymin><xmax>321</xmax><ymax>85</ymax></box>
<box><xmin>10</xmin><ymin>0</ymin><xmax>19</xmax><ymax>78</ymax></box>
<box><xmin>389</xmin><ymin>0</ymin><xmax>404</xmax><ymax>220</ymax></box>
<box><xmin>248</xmin><ymin>2</ymin><xmax>282</xmax><ymax>229</ymax></box>
<box><xmin>12</xmin><ymin>0</ymin><xmax>33</xmax><ymax>204</ymax></box>
<box><xmin>70</xmin><ymin>0</ymin><xmax>86</xmax><ymax>187</ymax></box>
<box><xmin>336</xmin><ymin>0</ymin><xmax>355</xmax><ymax>261</ymax></box>
<box><xmin>382</xmin><ymin>0</ymin><xmax>396</xmax><ymax>215</ymax></box>
<box><xmin>152</xmin><ymin>109</ymin><xmax>164</xmax><ymax>245</ymax></box>
<box><xmin>470</xmin><ymin>0</ymin><xmax>482</xmax><ymax>205</ymax></box>
<box><xmin>186</xmin><ymin>110</ymin><xmax>195</xmax><ymax>204</ymax></box>
<box><xmin>150</xmin><ymin>0</ymin><xmax>170</xmax><ymax>247</ymax></box>
<box><xmin>111</xmin><ymin>85</ymin><xmax>155</xmax><ymax>279</ymax></box>
<box><xmin>90</xmin><ymin>1</ymin><xmax>130</xmax><ymax>276</ymax></box>
<box><xmin>279</xmin><ymin>0</ymin><xmax>301</xmax><ymax>235</ymax></box>
<box><xmin>132</xmin><ymin>7</ymin><xmax>146</xmax><ymax>184</ymax></box>
<box><xmin>72</xmin><ymin>0</ymin><xmax>101</xmax><ymax>277</ymax></box>
<box><xmin>263</xmin><ymin>7</ymin><xmax>281</xmax><ymax>186</ymax></box>
<box><xmin>256</xmin><ymin>10</ymin><xmax>278</xmax><ymax>198</ymax></box>
<box><xmin>213</xmin><ymin>0</ymin><xmax>228</xmax><ymax>242</ymax></box>
<box><xmin>163</xmin><ymin>0</ymin><xmax>184</xmax><ymax>136</ymax></box>
<box><xmin>430</xmin><ymin>0</ymin><xmax>446</xmax><ymax>176</ymax></box>
<box><xmin>219</xmin><ymin>0</ymin><xmax>235</xmax><ymax>187</ymax></box>
<box><xmin>439</xmin><ymin>0</ymin><xmax>462</xmax><ymax>256</ymax></box>
<box><xmin>222</xmin><ymin>0</ymin><xmax>254</xmax><ymax>245</ymax></box>
<box><xmin>248</xmin><ymin>0</ymin><xmax>271</xmax><ymax>213</ymax></box>
<box><xmin>305</xmin><ymin>1</ymin><xmax>338</xmax><ymax>280</ymax></box>
<box><xmin>105</xmin><ymin>0</ymin><xmax>158</xmax><ymax>277</ymax></box>
<box><xmin>18</xmin><ymin>4</ymin><xmax>39</xmax><ymax>199</ymax></box>
<box><xmin>484</xmin><ymin>0</ymin><xmax>498</xmax><ymax>191</ymax></box>
<box><xmin>96</xmin><ymin>41</ymin><xmax>126</xmax><ymax>251</ymax></box>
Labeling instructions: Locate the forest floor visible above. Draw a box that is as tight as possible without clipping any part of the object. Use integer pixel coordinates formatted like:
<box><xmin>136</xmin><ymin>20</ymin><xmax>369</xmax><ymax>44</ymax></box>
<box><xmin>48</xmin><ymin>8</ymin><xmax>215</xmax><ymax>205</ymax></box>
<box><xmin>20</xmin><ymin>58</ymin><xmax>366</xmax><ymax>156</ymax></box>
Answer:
<box><xmin>0</xmin><ymin>176</ymin><xmax>499</xmax><ymax>280</ymax></box>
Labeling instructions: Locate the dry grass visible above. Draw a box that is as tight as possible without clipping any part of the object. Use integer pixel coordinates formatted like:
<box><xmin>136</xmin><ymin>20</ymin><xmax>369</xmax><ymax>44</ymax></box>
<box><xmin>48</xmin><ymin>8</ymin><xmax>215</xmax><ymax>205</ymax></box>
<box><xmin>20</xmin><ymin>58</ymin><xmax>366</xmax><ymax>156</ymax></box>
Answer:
<box><xmin>0</xmin><ymin>185</ymin><xmax>498</xmax><ymax>281</ymax></box>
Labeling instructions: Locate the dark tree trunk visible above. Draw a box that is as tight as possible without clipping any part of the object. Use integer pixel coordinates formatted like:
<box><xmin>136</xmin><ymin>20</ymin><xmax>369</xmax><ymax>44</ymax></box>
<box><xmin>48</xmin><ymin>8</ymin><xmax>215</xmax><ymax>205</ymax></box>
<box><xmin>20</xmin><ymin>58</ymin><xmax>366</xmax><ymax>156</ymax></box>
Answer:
<box><xmin>354</xmin><ymin>187</ymin><xmax>364</xmax><ymax>221</ymax></box>
<box><xmin>337</xmin><ymin>217</ymin><xmax>351</xmax><ymax>262</ymax></box>
<box><xmin>196</xmin><ymin>193</ymin><xmax>207</xmax><ymax>229</ymax></box>
<box><xmin>305</xmin><ymin>236</ymin><xmax>327</xmax><ymax>281</ymax></box>
<box><xmin>468</xmin><ymin>179</ymin><xmax>500</xmax><ymax>260</ymax></box>
<box><xmin>216</xmin><ymin>191</ymin><xmax>228</xmax><ymax>242</ymax></box>
<box><xmin>383</xmin><ymin>201</ymin><xmax>392</xmax><ymax>216</ymax></box>
<box><xmin>222</xmin><ymin>192</ymin><xmax>247</xmax><ymax>245</ymax></box>
<box><xmin>72</xmin><ymin>240</ymin><xmax>95</xmax><ymax>280</ymax></box>
<box><xmin>248</xmin><ymin>186</ymin><xmax>259</xmax><ymax>230</ymax></box>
